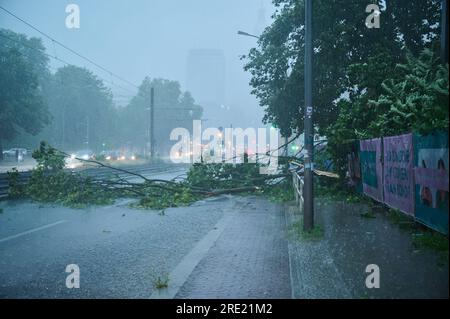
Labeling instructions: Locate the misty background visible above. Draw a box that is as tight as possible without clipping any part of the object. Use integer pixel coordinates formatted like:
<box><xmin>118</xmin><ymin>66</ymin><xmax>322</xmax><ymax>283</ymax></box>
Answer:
<box><xmin>0</xmin><ymin>0</ymin><xmax>274</xmax><ymax>130</ymax></box>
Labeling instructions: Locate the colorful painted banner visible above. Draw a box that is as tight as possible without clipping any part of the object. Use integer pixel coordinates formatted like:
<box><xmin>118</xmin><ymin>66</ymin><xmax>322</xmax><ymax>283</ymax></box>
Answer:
<box><xmin>360</xmin><ymin>138</ymin><xmax>383</xmax><ymax>202</ymax></box>
<box><xmin>413</xmin><ymin>132</ymin><xmax>449</xmax><ymax>235</ymax></box>
<box><xmin>383</xmin><ymin>133</ymin><xmax>414</xmax><ymax>215</ymax></box>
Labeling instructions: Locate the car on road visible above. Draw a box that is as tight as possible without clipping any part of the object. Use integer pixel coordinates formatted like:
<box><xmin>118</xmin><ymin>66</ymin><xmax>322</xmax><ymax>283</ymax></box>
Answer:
<box><xmin>70</xmin><ymin>150</ymin><xmax>95</xmax><ymax>161</ymax></box>
<box><xmin>100</xmin><ymin>150</ymin><xmax>137</xmax><ymax>162</ymax></box>
<box><xmin>65</xmin><ymin>150</ymin><xmax>95</xmax><ymax>169</ymax></box>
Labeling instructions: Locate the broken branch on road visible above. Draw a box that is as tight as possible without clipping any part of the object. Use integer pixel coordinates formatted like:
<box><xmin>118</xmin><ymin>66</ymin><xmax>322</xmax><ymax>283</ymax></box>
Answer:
<box><xmin>7</xmin><ymin>142</ymin><xmax>295</xmax><ymax>210</ymax></box>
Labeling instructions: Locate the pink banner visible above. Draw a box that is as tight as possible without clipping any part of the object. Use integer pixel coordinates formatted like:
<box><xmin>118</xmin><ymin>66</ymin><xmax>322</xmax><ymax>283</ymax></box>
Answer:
<box><xmin>383</xmin><ymin>133</ymin><xmax>414</xmax><ymax>215</ymax></box>
<box><xmin>414</xmin><ymin>167</ymin><xmax>449</xmax><ymax>191</ymax></box>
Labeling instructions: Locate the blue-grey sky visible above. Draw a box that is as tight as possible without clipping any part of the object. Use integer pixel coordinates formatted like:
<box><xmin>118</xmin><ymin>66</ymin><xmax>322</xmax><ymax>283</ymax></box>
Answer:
<box><xmin>0</xmin><ymin>0</ymin><xmax>275</xmax><ymax>128</ymax></box>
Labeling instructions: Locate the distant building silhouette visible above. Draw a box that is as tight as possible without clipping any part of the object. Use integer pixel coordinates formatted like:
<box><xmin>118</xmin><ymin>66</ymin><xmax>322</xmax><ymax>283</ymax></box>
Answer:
<box><xmin>186</xmin><ymin>49</ymin><xmax>226</xmax><ymax>125</ymax></box>
<box><xmin>254</xmin><ymin>1</ymin><xmax>266</xmax><ymax>36</ymax></box>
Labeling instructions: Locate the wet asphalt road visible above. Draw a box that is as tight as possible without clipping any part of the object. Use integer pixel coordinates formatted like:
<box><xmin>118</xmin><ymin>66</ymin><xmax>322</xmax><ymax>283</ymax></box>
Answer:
<box><xmin>0</xmin><ymin>162</ymin><xmax>295</xmax><ymax>299</ymax></box>
<box><xmin>0</xmin><ymin>167</ymin><xmax>222</xmax><ymax>298</ymax></box>
<box><xmin>1</xmin><ymin>190</ymin><xmax>447</xmax><ymax>299</ymax></box>
<box><xmin>0</xmin><ymin>197</ymin><xmax>226</xmax><ymax>298</ymax></box>
<box><xmin>0</xmin><ymin>190</ymin><xmax>293</xmax><ymax>299</ymax></box>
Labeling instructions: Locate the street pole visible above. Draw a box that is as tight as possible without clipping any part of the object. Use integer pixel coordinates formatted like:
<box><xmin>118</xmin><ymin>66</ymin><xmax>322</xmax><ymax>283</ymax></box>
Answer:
<box><xmin>303</xmin><ymin>0</ymin><xmax>314</xmax><ymax>231</ymax></box>
<box><xmin>150</xmin><ymin>87</ymin><xmax>155</xmax><ymax>160</ymax></box>
<box><xmin>62</xmin><ymin>105</ymin><xmax>66</xmax><ymax>150</ymax></box>
<box><xmin>86</xmin><ymin>116</ymin><xmax>89</xmax><ymax>148</ymax></box>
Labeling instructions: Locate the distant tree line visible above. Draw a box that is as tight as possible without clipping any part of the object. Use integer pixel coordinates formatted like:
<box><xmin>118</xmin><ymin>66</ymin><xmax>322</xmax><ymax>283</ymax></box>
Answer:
<box><xmin>0</xmin><ymin>28</ymin><xmax>202</xmax><ymax>159</ymax></box>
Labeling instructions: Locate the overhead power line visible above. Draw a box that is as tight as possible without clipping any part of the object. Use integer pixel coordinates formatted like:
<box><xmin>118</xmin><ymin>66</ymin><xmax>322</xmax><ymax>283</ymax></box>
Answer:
<box><xmin>0</xmin><ymin>5</ymin><xmax>139</xmax><ymax>90</ymax></box>
<box><xmin>0</xmin><ymin>32</ymin><xmax>136</xmax><ymax>95</ymax></box>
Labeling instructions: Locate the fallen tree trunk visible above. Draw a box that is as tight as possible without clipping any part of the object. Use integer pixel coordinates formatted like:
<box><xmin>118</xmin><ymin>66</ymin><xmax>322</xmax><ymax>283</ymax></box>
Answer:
<box><xmin>204</xmin><ymin>186</ymin><xmax>261</xmax><ymax>196</ymax></box>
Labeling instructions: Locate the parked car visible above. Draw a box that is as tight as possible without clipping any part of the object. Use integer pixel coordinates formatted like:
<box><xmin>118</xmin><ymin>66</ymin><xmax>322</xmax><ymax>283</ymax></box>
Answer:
<box><xmin>2</xmin><ymin>148</ymin><xmax>28</xmax><ymax>157</ymax></box>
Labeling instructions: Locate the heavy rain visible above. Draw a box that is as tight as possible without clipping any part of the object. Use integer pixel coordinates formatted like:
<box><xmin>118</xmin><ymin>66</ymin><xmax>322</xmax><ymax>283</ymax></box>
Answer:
<box><xmin>0</xmin><ymin>0</ymin><xmax>448</xmax><ymax>304</ymax></box>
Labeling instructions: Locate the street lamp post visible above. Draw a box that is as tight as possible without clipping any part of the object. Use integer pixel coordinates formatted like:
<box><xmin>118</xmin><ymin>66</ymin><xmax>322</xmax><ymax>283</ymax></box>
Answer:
<box><xmin>200</xmin><ymin>119</ymin><xmax>209</xmax><ymax>163</ymax></box>
<box><xmin>303</xmin><ymin>0</ymin><xmax>314</xmax><ymax>231</ymax></box>
<box><xmin>146</xmin><ymin>89</ymin><xmax>155</xmax><ymax>159</ymax></box>
<box><xmin>150</xmin><ymin>87</ymin><xmax>155</xmax><ymax>160</ymax></box>
<box><xmin>237</xmin><ymin>30</ymin><xmax>260</xmax><ymax>39</ymax></box>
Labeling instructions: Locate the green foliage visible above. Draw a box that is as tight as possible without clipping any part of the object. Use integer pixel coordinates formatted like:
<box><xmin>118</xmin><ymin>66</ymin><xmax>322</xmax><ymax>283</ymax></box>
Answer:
<box><xmin>26</xmin><ymin>170</ymin><xmax>114</xmax><ymax>208</ymax></box>
<box><xmin>264</xmin><ymin>179</ymin><xmax>294</xmax><ymax>203</ymax></box>
<box><xmin>313</xmin><ymin>145</ymin><xmax>333</xmax><ymax>171</ymax></box>
<box><xmin>9</xmin><ymin>142</ymin><xmax>115</xmax><ymax>207</ymax></box>
<box><xmin>32</xmin><ymin>141</ymin><xmax>66</xmax><ymax>171</ymax></box>
<box><xmin>290</xmin><ymin>219</ymin><xmax>324</xmax><ymax>241</ymax></box>
<box><xmin>412</xmin><ymin>230</ymin><xmax>449</xmax><ymax>253</ymax></box>
<box><xmin>244</xmin><ymin>0</ymin><xmax>444</xmax><ymax>182</ymax></box>
<box><xmin>0</xmin><ymin>29</ymin><xmax>50</xmax><ymax>156</ymax></box>
<box><xmin>187</xmin><ymin>162</ymin><xmax>263</xmax><ymax>190</ymax></box>
<box><xmin>149</xmin><ymin>265</ymin><xmax>170</xmax><ymax>290</ymax></box>
<box><xmin>315</xmin><ymin>176</ymin><xmax>364</xmax><ymax>203</ymax></box>
<box><xmin>1</xmin><ymin>28</ymin><xmax>203</xmax><ymax>156</ymax></box>
<box><xmin>326</xmin><ymin>49</ymin><xmax>449</xmax><ymax>178</ymax></box>
<box><xmin>243</xmin><ymin>0</ymin><xmax>440</xmax><ymax>137</ymax></box>
<box><xmin>135</xmin><ymin>184</ymin><xmax>199</xmax><ymax>210</ymax></box>
<box><xmin>369</xmin><ymin>49</ymin><xmax>449</xmax><ymax>136</ymax></box>
<box><xmin>153</xmin><ymin>274</ymin><xmax>169</xmax><ymax>289</ymax></box>
<box><xmin>11</xmin><ymin>143</ymin><xmax>291</xmax><ymax>210</ymax></box>
<box><xmin>119</xmin><ymin>77</ymin><xmax>203</xmax><ymax>151</ymax></box>
<box><xmin>7</xmin><ymin>168</ymin><xmax>26</xmax><ymax>199</ymax></box>
<box><xmin>45</xmin><ymin>65</ymin><xmax>116</xmax><ymax>150</ymax></box>
<box><xmin>0</xmin><ymin>28</ymin><xmax>50</xmax><ymax>81</ymax></box>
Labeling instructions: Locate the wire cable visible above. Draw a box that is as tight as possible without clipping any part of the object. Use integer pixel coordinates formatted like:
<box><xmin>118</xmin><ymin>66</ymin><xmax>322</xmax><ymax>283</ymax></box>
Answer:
<box><xmin>0</xmin><ymin>5</ymin><xmax>139</xmax><ymax>89</ymax></box>
<box><xmin>0</xmin><ymin>32</ymin><xmax>136</xmax><ymax>95</ymax></box>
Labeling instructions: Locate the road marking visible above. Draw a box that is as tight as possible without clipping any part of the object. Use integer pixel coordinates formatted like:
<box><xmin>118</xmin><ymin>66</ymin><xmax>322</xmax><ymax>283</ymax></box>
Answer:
<box><xmin>0</xmin><ymin>220</ymin><xmax>68</xmax><ymax>243</ymax></box>
<box><xmin>150</xmin><ymin>212</ymin><xmax>234</xmax><ymax>299</ymax></box>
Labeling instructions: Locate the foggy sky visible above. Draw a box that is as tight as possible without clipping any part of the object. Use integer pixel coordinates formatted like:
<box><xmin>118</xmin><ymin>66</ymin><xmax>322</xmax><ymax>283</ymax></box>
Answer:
<box><xmin>0</xmin><ymin>0</ymin><xmax>275</xmax><ymax>129</ymax></box>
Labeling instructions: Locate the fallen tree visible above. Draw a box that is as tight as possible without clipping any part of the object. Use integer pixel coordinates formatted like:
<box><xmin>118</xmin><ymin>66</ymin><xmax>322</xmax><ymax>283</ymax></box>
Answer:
<box><xmin>8</xmin><ymin>142</ymin><xmax>293</xmax><ymax>209</ymax></box>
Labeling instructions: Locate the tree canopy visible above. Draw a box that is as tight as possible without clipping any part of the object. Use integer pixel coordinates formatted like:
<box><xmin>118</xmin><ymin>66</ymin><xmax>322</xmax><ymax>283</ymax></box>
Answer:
<box><xmin>44</xmin><ymin>65</ymin><xmax>116</xmax><ymax>151</ymax></box>
<box><xmin>120</xmin><ymin>77</ymin><xmax>203</xmax><ymax>154</ymax></box>
<box><xmin>1</xmin><ymin>29</ymin><xmax>203</xmax><ymax>157</ymax></box>
<box><xmin>0</xmin><ymin>30</ymin><xmax>50</xmax><ymax>159</ymax></box>
<box><xmin>243</xmin><ymin>0</ymin><xmax>447</xmax><ymax>177</ymax></box>
<box><xmin>243</xmin><ymin>0</ymin><xmax>442</xmax><ymax>137</ymax></box>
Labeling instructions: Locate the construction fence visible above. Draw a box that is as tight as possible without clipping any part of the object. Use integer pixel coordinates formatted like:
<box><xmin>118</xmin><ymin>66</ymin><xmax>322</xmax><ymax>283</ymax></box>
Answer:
<box><xmin>348</xmin><ymin>131</ymin><xmax>448</xmax><ymax>235</ymax></box>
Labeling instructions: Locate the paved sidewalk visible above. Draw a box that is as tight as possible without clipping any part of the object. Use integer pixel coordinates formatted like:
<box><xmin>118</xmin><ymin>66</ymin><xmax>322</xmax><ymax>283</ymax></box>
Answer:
<box><xmin>286</xmin><ymin>198</ymin><xmax>449</xmax><ymax>299</ymax></box>
<box><xmin>175</xmin><ymin>196</ymin><xmax>291</xmax><ymax>299</ymax></box>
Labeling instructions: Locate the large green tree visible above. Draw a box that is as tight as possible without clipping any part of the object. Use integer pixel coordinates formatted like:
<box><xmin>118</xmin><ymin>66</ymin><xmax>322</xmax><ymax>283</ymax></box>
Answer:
<box><xmin>44</xmin><ymin>65</ymin><xmax>117</xmax><ymax>151</ymax></box>
<box><xmin>243</xmin><ymin>0</ymin><xmax>441</xmax><ymax>138</ymax></box>
<box><xmin>121</xmin><ymin>77</ymin><xmax>202</xmax><ymax>155</ymax></box>
<box><xmin>0</xmin><ymin>46</ymin><xmax>50</xmax><ymax>159</ymax></box>
<box><xmin>243</xmin><ymin>0</ymin><xmax>445</xmax><ymax>178</ymax></box>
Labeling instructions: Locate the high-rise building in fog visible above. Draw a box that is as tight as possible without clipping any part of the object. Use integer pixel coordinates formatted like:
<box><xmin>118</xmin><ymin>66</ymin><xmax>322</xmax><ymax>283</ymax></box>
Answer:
<box><xmin>186</xmin><ymin>49</ymin><xmax>226</xmax><ymax>125</ymax></box>
<box><xmin>254</xmin><ymin>1</ymin><xmax>267</xmax><ymax>36</ymax></box>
